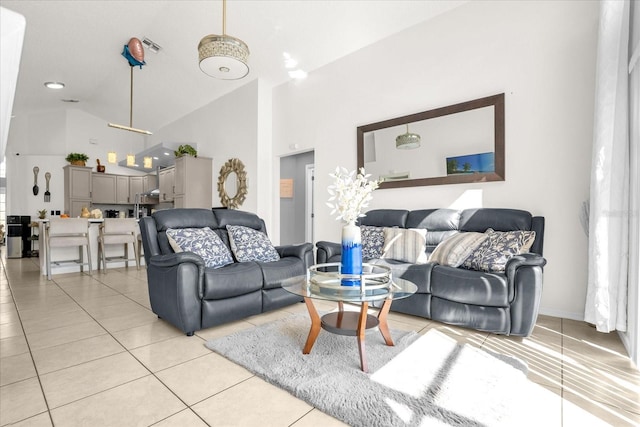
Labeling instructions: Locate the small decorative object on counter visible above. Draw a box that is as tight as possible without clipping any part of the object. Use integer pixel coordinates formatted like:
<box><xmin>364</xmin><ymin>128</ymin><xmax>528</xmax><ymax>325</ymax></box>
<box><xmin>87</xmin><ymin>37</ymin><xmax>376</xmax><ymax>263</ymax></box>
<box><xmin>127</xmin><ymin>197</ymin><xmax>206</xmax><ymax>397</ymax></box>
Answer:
<box><xmin>96</xmin><ymin>159</ymin><xmax>105</xmax><ymax>173</ymax></box>
<box><xmin>327</xmin><ymin>167</ymin><xmax>380</xmax><ymax>285</ymax></box>
<box><xmin>65</xmin><ymin>153</ymin><xmax>89</xmax><ymax>166</ymax></box>
<box><xmin>37</xmin><ymin>209</ymin><xmax>47</xmax><ymax>219</ymax></box>
<box><xmin>90</xmin><ymin>209</ymin><xmax>103</xmax><ymax>219</ymax></box>
<box><xmin>80</xmin><ymin>207</ymin><xmax>91</xmax><ymax>218</ymax></box>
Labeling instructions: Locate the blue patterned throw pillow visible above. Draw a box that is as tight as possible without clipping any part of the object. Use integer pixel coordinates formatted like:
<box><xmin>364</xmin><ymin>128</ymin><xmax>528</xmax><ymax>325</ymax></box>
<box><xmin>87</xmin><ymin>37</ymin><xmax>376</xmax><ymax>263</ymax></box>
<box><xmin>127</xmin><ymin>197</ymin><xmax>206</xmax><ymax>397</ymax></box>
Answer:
<box><xmin>226</xmin><ymin>225</ymin><xmax>280</xmax><ymax>263</ymax></box>
<box><xmin>361</xmin><ymin>225</ymin><xmax>384</xmax><ymax>260</ymax></box>
<box><xmin>461</xmin><ymin>228</ymin><xmax>536</xmax><ymax>273</ymax></box>
<box><xmin>166</xmin><ymin>227</ymin><xmax>234</xmax><ymax>269</ymax></box>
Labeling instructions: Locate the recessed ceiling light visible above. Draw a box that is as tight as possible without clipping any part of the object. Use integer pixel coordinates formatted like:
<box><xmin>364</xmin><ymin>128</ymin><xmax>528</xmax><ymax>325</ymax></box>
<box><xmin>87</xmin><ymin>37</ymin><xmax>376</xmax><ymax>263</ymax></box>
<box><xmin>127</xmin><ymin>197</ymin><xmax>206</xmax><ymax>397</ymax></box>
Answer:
<box><xmin>44</xmin><ymin>82</ymin><xmax>65</xmax><ymax>89</ymax></box>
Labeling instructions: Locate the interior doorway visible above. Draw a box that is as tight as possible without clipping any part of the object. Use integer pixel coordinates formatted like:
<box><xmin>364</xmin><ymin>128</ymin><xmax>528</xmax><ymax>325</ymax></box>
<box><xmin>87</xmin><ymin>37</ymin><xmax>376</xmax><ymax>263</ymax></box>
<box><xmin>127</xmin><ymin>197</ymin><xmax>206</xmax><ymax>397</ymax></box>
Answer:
<box><xmin>280</xmin><ymin>151</ymin><xmax>315</xmax><ymax>245</ymax></box>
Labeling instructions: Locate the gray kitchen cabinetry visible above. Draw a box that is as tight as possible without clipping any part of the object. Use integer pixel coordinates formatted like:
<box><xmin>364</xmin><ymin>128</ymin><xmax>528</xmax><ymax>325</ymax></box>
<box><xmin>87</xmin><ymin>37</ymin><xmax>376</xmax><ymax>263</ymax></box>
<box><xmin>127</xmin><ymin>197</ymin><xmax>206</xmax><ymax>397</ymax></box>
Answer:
<box><xmin>173</xmin><ymin>156</ymin><xmax>212</xmax><ymax>208</ymax></box>
<box><xmin>129</xmin><ymin>176</ymin><xmax>143</xmax><ymax>203</ymax></box>
<box><xmin>159</xmin><ymin>167</ymin><xmax>175</xmax><ymax>202</ymax></box>
<box><xmin>116</xmin><ymin>175</ymin><xmax>130</xmax><ymax>204</ymax></box>
<box><xmin>91</xmin><ymin>173</ymin><xmax>117</xmax><ymax>204</ymax></box>
<box><xmin>64</xmin><ymin>165</ymin><xmax>92</xmax><ymax>217</ymax></box>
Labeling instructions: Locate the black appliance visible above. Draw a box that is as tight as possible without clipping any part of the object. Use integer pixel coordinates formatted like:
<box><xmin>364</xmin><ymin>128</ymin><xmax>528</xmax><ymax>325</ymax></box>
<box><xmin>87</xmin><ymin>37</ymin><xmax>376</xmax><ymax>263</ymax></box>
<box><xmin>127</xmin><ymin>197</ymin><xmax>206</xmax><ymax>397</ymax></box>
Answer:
<box><xmin>105</xmin><ymin>210</ymin><xmax>120</xmax><ymax>218</ymax></box>
<box><xmin>7</xmin><ymin>215</ymin><xmax>31</xmax><ymax>258</ymax></box>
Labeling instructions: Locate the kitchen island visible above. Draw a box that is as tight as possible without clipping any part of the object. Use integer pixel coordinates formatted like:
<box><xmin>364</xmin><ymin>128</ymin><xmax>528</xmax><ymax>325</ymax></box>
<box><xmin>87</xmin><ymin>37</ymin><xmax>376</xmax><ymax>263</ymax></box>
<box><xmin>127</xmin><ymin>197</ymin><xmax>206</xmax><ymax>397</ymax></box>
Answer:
<box><xmin>37</xmin><ymin>218</ymin><xmax>144</xmax><ymax>277</ymax></box>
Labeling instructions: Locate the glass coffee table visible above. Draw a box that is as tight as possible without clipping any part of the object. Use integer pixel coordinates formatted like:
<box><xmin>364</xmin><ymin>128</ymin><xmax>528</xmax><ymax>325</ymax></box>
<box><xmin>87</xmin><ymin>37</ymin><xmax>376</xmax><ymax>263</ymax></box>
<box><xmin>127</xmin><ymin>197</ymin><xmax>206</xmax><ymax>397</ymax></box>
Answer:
<box><xmin>282</xmin><ymin>263</ymin><xmax>417</xmax><ymax>372</ymax></box>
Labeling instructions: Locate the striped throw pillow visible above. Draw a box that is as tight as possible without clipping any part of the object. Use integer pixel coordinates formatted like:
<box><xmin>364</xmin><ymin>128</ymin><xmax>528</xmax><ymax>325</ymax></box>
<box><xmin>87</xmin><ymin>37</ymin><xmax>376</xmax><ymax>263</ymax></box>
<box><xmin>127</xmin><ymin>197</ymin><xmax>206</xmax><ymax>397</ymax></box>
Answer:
<box><xmin>429</xmin><ymin>232</ymin><xmax>488</xmax><ymax>267</ymax></box>
<box><xmin>382</xmin><ymin>228</ymin><xmax>428</xmax><ymax>264</ymax></box>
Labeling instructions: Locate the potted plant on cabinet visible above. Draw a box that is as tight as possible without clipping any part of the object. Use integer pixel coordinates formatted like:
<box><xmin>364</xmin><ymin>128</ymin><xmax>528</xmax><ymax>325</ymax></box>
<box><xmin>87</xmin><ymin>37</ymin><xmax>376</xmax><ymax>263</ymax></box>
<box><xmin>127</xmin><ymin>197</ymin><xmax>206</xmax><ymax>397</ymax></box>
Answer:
<box><xmin>65</xmin><ymin>153</ymin><xmax>89</xmax><ymax>166</ymax></box>
<box><xmin>174</xmin><ymin>144</ymin><xmax>197</xmax><ymax>158</ymax></box>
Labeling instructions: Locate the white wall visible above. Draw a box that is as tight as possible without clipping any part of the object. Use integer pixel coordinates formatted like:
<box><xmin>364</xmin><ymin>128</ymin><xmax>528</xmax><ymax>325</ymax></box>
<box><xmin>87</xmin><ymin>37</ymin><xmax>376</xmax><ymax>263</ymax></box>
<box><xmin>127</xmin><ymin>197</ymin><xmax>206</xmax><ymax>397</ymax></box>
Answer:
<box><xmin>148</xmin><ymin>79</ymin><xmax>261</xmax><ymax>216</ymax></box>
<box><xmin>272</xmin><ymin>0</ymin><xmax>599</xmax><ymax>320</ymax></box>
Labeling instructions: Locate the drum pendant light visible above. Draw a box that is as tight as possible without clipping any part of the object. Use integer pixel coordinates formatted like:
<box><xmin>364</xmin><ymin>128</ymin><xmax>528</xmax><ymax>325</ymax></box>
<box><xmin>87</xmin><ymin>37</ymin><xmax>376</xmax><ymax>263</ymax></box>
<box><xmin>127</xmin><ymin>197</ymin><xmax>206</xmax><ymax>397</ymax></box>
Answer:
<box><xmin>395</xmin><ymin>124</ymin><xmax>421</xmax><ymax>150</ymax></box>
<box><xmin>198</xmin><ymin>0</ymin><xmax>250</xmax><ymax>80</ymax></box>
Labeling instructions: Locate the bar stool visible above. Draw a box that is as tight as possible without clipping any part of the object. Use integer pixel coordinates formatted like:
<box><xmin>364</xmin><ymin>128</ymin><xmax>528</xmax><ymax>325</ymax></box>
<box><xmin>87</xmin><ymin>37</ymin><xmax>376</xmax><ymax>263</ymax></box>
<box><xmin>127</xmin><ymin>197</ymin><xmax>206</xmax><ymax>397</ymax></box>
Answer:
<box><xmin>97</xmin><ymin>219</ymin><xmax>140</xmax><ymax>272</ymax></box>
<box><xmin>45</xmin><ymin>218</ymin><xmax>92</xmax><ymax>281</ymax></box>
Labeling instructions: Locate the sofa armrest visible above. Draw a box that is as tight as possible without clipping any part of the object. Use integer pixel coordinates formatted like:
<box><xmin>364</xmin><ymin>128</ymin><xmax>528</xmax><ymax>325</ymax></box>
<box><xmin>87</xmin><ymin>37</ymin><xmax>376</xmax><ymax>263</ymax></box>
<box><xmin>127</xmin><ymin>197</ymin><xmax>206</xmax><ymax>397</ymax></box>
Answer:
<box><xmin>148</xmin><ymin>252</ymin><xmax>205</xmax><ymax>269</ymax></box>
<box><xmin>505</xmin><ymin>253</ymin><xmax>547</xmax><ymax>279</ymax></box>
<box><xmin>505</xmin><ymin>253</ymin><xmax>547</xmax><ymax>336</ymax></box>
<box><xmin>275</xmin><ymin>243</ymin><xmax>314</xmax><ymax>268</ymax></box>
<box><xmin>316</xmin><ymin>241</ymin><xmax>341</xmax><ymax>263</ymax></box>
<box><xmin>146</xmin><ymin>252</ymin><xmax>205</xmax><ymax>335</ymax></box>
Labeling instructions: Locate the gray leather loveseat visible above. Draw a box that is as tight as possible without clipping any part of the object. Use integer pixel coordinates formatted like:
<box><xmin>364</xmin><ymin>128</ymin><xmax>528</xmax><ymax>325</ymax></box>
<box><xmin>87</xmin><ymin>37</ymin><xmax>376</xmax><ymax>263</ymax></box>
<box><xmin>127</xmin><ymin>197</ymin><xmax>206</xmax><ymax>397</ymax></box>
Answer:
<box><xmin>316</xmin><ymin>208</ymin><xmax>546</xmax><ymax>337</ymax></box>
<box><xmin>139</xmin><ymin>208</ymin><xmax>313</xmax><ymax>335</ymax></box>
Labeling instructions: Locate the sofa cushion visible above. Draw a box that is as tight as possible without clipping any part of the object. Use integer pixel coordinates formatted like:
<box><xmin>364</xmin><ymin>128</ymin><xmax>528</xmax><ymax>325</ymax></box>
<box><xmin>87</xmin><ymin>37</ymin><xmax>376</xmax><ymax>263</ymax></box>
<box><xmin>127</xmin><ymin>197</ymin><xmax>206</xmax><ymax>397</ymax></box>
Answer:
<box><xmin>227</xmin><ymin>225</ymin><xmax>280</xmax><ymax>263</ymax></box>
<box><xmin>462</xmin><ymin>229</ymin><xmax>536</xmax><ymax>273</ymax></box>
<box><xmin>431</xmin><ymin>265</ymin><xmax>510</xmax><ymax>306</ymax></box>
<box><xmin>361</xmin><ymin>225</ymin><xmax>384</xmax><ymax>260</ymax></box>
<box><xmin>259</xmin><ymin>257</ymin><xmax>307</xmax><ymax>290</ymax></box>
<box><xmin>203</xmin><ymin>262</ymin><xmax>263</xmax><ymax>299</ymax></box>
<box><xmin>429</xmin><ymin>232</ymin><xmax>488</xmax><ymax>267</ymax></box>
<box><xmin>166</xmin><ymin>227</ymin><xmax>233</xmax><ymax>269</ymax></box>
<box><xmin>382</xmin><ymin>227</ymin><xmax>428</xmax><ymax>264</ymax></box>
<box><xmin>368</xmin><ymin>258</ymin><xmax>433</xmax><ymax>294</ymax></box>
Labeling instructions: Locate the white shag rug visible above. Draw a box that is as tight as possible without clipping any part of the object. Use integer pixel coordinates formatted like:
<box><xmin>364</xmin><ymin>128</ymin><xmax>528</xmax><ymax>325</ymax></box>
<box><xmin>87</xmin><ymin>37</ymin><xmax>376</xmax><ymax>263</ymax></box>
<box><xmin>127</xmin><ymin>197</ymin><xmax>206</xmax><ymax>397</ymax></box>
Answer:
<box><xmin>206</xmin><ymin>315</ymin><xmax>538</xmax><ymax>427</ymax></box>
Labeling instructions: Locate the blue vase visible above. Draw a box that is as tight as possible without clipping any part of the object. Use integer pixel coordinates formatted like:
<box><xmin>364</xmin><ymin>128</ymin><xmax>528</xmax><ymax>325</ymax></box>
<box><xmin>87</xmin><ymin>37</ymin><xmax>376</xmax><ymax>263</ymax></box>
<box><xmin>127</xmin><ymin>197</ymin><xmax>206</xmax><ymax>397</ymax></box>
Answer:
<box><xmin>340</xmin><ymin>223</ymin><xmax>362</xmax><ymax>286</ymax></box>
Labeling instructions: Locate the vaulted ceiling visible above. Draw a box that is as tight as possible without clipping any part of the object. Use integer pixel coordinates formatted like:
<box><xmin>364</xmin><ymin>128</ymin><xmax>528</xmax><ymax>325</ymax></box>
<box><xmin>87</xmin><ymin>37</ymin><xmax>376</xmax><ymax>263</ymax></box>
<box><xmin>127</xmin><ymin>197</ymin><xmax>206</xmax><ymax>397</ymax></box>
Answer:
<box><xmin>3</xmin><ymin>1</ymin><xmax>465</xmax><ymax>144</ymax></box>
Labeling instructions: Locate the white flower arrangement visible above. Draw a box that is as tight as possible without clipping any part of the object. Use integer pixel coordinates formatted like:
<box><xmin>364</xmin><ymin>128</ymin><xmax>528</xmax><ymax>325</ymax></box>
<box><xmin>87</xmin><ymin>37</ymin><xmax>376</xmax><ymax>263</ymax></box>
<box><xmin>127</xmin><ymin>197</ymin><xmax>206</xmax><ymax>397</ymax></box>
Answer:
<box><xmin>327</xmin><ymin>167</ymin><xmax>381</xmax><ymax>225</ymax></box>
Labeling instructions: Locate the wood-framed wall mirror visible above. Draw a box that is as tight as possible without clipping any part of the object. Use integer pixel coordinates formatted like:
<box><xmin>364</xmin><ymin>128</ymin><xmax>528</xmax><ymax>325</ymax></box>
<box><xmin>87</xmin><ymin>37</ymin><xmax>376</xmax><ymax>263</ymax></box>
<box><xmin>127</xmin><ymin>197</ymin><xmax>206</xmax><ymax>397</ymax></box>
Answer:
<box><xmin>357</xmin><ymin>93</ymin><xmax>505</xmax><ymax>189</ymax></box>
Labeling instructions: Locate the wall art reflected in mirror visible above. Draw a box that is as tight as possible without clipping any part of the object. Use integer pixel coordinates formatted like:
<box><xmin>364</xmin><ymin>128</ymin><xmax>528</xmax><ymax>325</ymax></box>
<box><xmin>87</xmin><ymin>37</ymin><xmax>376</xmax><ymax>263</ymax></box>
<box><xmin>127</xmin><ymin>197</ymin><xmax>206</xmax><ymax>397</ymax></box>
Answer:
<box><xmin>357</xmin><ymin>93</ymin><xmax>505</xmax><ymax>189</ymax></box>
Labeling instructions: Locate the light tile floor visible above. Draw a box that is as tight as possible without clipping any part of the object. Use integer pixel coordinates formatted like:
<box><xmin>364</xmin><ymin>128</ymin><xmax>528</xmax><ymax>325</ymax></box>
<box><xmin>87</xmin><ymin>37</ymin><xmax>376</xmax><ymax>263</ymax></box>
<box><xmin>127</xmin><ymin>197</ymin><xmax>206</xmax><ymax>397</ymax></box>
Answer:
<box><xmin>0</xmin><ymin>256</ymin><xmax>638</xmax><ymax>426</ymax></box>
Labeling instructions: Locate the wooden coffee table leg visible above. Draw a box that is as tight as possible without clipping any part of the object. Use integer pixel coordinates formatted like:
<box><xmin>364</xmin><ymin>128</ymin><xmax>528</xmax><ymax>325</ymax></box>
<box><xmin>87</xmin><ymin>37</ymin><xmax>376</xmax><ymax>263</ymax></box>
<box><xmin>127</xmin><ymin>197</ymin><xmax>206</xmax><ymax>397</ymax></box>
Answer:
<box><xmin>357</xmin><ymin>302</ymin><xmax>369</xmax><ymax>372</ymax></box>
<box><xmin>378</xmin><ymin>298</ymin><xmax>394</xmax><ymax>346</ymax></box>
<box><xmin>303</xmin><ymin>297</ymin><xmax>321</xmax><ymax>354</ymax></box>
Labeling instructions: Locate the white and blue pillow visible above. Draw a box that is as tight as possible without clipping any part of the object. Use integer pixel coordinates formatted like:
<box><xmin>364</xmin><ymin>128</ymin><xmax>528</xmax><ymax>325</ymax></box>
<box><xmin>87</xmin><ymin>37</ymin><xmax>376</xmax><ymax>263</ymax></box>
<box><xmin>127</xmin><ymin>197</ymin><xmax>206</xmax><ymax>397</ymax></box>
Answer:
<box><xmin>360</xmin><ymin>225</ymin><xmax>384</xmax><ymax>260</ymax></box>
<box><xmin>226</xmin><ymin>225</ymin><xmax>280</xmax><ymax>263</ymax></box>
<box><xmin>166</xmin><ymin>227</ymin><xmax>233</xmax><ymax>269</ymax></box>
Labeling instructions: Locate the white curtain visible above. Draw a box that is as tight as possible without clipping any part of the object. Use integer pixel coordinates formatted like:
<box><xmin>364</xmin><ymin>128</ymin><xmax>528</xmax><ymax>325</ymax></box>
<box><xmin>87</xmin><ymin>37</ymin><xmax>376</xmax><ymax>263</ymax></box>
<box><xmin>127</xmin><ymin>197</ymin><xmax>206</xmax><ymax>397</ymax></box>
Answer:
<box><xmin>585</xmin><ymin>0</ymin><xmax>633</xmax><ymax>333</ymax></box>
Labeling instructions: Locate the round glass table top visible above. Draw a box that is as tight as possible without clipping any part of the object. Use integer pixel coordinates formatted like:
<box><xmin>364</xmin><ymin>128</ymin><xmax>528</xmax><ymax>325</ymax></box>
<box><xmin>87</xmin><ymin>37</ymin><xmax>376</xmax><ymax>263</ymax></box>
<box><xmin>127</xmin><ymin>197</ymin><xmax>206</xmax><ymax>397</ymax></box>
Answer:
<box><xmin>281</xmin><ymin>267</ymin><xmax>418</xmax><ymax>303</ymax></box>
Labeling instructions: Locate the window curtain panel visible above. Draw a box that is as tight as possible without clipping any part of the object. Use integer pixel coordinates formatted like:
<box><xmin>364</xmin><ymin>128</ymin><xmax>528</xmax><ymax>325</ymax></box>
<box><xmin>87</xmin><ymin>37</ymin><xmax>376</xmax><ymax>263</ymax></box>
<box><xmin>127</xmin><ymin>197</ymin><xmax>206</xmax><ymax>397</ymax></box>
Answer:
<box><xmin>585</xmin><ymin>0</ymin><xmax>634</xmax><ymax>333</ymax></box>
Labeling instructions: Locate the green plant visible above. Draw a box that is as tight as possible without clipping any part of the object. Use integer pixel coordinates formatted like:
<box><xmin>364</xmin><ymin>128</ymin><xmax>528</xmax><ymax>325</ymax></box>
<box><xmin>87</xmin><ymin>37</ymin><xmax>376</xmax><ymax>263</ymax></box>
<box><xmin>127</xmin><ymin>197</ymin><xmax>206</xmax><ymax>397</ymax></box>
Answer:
<box><xmin>37</xmin><ymin>209</ymin><xmax>47</xmax><ymax>219</ymax></box>
<box><xmin>174</xmin><ymin>144</ymin><xmax>197</xmax><ymax>158</ymax></box>
<box><xmin>65</xmin><ymin>152</ymin><xmax>89</xmax><ymax>163</ymax></box>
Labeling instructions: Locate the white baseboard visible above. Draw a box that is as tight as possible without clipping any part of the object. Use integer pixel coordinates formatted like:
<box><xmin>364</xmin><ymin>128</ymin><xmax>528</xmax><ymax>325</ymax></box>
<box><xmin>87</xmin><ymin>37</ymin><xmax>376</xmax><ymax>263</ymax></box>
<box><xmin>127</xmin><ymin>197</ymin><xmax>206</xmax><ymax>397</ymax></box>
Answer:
<box><xmin>538</xmin><ymin>307</ymin><xmax>584</xmax><ymax>321</ymax></box>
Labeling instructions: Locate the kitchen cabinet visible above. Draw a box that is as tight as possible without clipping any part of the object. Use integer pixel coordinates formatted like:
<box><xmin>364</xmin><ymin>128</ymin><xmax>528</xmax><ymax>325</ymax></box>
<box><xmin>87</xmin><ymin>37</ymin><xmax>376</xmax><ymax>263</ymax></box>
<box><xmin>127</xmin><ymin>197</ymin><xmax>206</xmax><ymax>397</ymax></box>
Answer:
<box><xmin>173</xmin><ymin>156</ymin><xmax>212</xmax><ymax>208</ymax></box>
<box><xmin>159</xmin><ymin>167</ymin><xmax>175</xmax><ymax>202</ymax></box>
<box><xmin>91</xmin><ymin>173</ymin><xmax>117</xmax><ymax>204</ymax></box>
<box><xmin>116</xmin><ymin>175</ymin><xmax>130</xmax><ymax>204</ymax></box>
<box><xmin>129</xmin><ymin>176</ymin><xmax>143</xmax><ymax>203</ymax></box>
<box><xmin>141</xmin><ymin>174</ymin><xmax>158</xmax><ymax>204</ymax></box>
<box><xmin>143</xmin><ymin>174</ymin><xmax>157</xmax><ymax>193</ymax></box>
<box><xmin>64</xmin><ymin>165</ymin><xmax>92</xmax><ymax>217</ymax></box>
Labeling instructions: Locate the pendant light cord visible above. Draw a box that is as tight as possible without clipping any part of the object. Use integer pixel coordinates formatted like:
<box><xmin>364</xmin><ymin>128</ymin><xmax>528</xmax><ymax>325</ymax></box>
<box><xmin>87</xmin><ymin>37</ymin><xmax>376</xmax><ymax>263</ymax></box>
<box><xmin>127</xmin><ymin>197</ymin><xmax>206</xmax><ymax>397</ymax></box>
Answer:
<box><xmin>129</xmin><ymin>66</ymin><xmax>134</xmax><ymax>128</ymax></box>
<box><xmin>222</xmin><ymin>0</ymin><xmax>227</xmax><ymax>35</ymax></box>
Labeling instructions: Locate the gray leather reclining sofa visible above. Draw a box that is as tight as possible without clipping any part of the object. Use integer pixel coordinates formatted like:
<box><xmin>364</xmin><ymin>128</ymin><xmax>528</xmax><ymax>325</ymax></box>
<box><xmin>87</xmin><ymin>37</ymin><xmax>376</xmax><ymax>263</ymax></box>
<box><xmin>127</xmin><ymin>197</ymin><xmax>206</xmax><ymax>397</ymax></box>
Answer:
<box><xmin>316</xmin><ymin>208</ymin><xmax>546</xmax><ymax>337</ymax></box>
<box><xmin>139</xmin><ymin>208</ymin><xmax>313</xmax><ymax>335</ymax></box>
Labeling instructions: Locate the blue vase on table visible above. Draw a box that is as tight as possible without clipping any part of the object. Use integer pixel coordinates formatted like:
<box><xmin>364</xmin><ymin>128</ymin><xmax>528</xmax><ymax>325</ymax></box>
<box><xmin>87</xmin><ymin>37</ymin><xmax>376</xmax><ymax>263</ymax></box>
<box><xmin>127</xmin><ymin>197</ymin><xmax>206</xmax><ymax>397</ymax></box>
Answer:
<box><xmin>340</xmin><ymin>223</ymin><xmax>362</xmax><ymax>286</ymax></box>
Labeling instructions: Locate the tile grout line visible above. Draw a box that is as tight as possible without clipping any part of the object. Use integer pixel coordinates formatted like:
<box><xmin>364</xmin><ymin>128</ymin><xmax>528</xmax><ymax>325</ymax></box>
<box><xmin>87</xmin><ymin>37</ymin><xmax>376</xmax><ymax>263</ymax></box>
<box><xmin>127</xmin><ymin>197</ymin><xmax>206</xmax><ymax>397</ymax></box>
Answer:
<box><xmin>0</xmin><ymin>255</ymin><xmax>56</xmax><ymax>427</ymax></box>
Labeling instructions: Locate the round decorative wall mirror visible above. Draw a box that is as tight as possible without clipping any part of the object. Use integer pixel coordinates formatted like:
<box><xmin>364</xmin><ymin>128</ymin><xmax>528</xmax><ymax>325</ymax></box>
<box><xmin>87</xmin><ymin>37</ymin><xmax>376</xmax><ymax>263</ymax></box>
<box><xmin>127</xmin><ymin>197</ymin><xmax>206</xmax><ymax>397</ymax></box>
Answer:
<box><xmin>217</xmin><ymin>158</ymin><xmax>247</xmax><ymax>209</ymax></box>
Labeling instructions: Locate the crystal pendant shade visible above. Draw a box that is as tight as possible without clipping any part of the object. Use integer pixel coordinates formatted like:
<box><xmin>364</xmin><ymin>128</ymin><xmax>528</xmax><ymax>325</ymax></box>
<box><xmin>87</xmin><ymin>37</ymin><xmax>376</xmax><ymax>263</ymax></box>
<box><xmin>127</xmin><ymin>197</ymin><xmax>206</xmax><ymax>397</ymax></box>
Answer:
<box><xmin>395</xmin><ymin>125</ymin><xmax>421</xmax><ymax>150</ymax></box>
<box><xmin>198</xmin><ymin>34</ymin><xmax>249</xmax><ymax>79</ymax></box>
